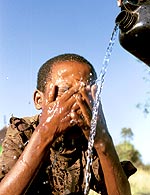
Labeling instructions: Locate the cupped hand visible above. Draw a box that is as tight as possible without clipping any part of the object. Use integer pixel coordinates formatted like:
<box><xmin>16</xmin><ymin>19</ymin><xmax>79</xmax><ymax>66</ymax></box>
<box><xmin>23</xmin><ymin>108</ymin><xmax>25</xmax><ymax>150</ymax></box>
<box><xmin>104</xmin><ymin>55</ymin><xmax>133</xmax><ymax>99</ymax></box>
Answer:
<box><xmin>73</xmin><ymin>84</ymin><xmax>110</xmax><ymax>147</ymax></box>
<box><xmin>38</xmin><ymin>84</ymin><xmax>80</xmax><ymax>142</ymax></box>
<box><xmin>73</xmin><ymin>84</ymin><xmax>95</xmax><ymax>139</ymax></box>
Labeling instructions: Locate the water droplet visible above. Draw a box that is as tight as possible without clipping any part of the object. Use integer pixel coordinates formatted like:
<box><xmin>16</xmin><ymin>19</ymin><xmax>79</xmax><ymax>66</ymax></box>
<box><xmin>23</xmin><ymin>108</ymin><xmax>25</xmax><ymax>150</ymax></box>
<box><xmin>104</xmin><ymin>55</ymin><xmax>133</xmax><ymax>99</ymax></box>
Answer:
<box><xmin>18</xmin><ymin>144</ymin><xmax>23</xmax><ymax>149</ymax></box>
<box><xmin>1</xmin><ymin>165</ymin><xmax>6</xmax><ymax>174</ymax></box>
<box><xmin>84</xmin><ymin>126</ymin><xmax>88</xmax><ymax>130</ymax></box>
<box><xmin>46</xmin><ymin>116</ymin><xmax>52</xmax><ymax>123</ymax></box>
<box><xmin>70</xmin><ymin>112</ymin><xmax>76</xmax><ymax>119</ymax></box>
<box><xmin>2</xmin><ymin>165</ymin><xmax>5</xmax><ymax>171</ymax></box>
<box><xmin>43</xmin><ymin>180</ymin><xmax>48</xmax><ymax>185</ymax></box>
<box><xmin>70</xmin><ymin>119</ymin><xmax>76</xmax><ymax>126</ymax></box>
<box><xmin>24</xmin><ymin>140</ymin><xmax>29</xmax><ymax>146</ymax></box>
<box><xmin>13</xmin><ymin>156</ymin><xmax>17</xmax><ymax>160</ymax></box>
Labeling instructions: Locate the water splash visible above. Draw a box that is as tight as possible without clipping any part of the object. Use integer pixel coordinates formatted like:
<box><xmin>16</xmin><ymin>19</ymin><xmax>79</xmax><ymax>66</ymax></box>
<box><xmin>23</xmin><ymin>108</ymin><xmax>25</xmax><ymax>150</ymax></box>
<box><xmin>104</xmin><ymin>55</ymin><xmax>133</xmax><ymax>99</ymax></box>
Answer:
<box><xmin>84</xmin><ymin>24</ymin><xmax>119</xmax><ymax>195</ymax></box>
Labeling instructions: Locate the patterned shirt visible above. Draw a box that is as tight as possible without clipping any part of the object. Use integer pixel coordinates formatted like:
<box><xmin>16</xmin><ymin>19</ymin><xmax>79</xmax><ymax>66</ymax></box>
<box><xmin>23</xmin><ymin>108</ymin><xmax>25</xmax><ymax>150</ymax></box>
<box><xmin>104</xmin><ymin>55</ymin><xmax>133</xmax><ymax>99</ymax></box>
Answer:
<box><xmin>0</xmin><ymin>115</ymin><xmax>136</xmax><ymax>195</ymax></box>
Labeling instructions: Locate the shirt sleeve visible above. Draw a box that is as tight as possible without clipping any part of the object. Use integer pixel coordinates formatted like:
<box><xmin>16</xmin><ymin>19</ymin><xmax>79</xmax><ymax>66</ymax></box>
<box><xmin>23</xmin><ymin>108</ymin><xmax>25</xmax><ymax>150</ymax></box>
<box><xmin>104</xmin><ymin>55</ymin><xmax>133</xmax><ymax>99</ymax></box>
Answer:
<box><xmin>0</xmin><ymin>124</ymin><xmax>25</xmax><ymax>180</ymax></box>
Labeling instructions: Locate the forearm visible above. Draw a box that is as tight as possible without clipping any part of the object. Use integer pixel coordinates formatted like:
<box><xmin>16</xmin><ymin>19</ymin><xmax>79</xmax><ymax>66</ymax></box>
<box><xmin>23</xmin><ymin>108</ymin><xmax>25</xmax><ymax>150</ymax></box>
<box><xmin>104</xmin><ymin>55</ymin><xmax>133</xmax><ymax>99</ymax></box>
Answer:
<box><xmin>95</xmin><ymin>131</ymin><xmax>131</xmax><ymax>195</ymax></box>
<box><xmin>0</xmin><ymin>124</ymin><xmax>54</xmax><ymax>195</ymax></box>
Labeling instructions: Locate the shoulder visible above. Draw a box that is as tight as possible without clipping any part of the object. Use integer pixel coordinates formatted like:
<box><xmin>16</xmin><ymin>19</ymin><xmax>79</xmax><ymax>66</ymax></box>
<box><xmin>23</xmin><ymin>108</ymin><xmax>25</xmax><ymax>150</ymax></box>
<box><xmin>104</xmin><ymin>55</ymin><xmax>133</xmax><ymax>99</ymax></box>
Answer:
<box><xmin>8</xmin><ymin>114</ymin><xmax>39</xmax><ymax>132</ymax></box>
<box><xmin>0</xmin><ymin>115</ymin><xmax>39</xmax><ymax>180</ymax></box>
<box><xmin>5</xmin><ymin>114</ymin><xmax>39</xmax><ymax>144</ymax></box>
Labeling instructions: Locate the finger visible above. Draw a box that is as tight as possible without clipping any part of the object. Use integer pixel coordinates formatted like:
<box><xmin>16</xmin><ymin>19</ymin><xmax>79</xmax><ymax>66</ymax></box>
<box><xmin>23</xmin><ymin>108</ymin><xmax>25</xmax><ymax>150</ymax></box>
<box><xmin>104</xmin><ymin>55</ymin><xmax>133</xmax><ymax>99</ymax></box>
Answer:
<box><xmin>70</xmin><ymin>110</ymin><xmax>78</xmax><ymax>119</ymax></box>
<box><xmin>56</xmin><ymin>95</ymin><xmax>78</xmax><ymax>120</ymax></box>
<box><xmin>71</xmin><ymin>102</ymin><xmax>80</xmax><ymax>112</ymax></box>
<box><xmin>60</xmin><ymin>111</ymin><xmax>77</xmax><ymax>127</ymax></box>
<box><xmin>75</xmin><ymin>94</ymin><xmax>92</xmax><ymax>126</ymax></box>
<box><xmin>79</xmin><ymin>86</ymin><xmax>93</xmax><ymax>110</ymax></box>
<box><xmin>70</xmin><ymin>110</ymin><xmax>84</xmax><ymax>127</ymax></box>
<box><xmin>44</xmin><ymin>83</ymin><xmax>58</xmax><ymax>104</ymax></box>
<box><xmin>59</xmin><ymin>83</ymin><xmax>80</xmax><ymax>102</ymax></box>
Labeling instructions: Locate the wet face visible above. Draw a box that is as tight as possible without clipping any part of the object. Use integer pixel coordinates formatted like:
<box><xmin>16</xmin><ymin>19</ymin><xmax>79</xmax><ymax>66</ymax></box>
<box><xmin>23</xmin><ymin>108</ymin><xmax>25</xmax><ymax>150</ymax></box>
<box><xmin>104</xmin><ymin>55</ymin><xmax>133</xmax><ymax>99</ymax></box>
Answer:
<box><xmin>44</xmin><ymin>61</ymin><xmax>96</xmax><ymax>141</ymax></box>
<box><xmin>34</xmin><ymin>61</ymin><xmax>97</xmax><ymax>143</ymax></box>
<box><xmin>46</xmin><ymin>61</ymin><xmax>96</xmax><ymax>98</ymax></box>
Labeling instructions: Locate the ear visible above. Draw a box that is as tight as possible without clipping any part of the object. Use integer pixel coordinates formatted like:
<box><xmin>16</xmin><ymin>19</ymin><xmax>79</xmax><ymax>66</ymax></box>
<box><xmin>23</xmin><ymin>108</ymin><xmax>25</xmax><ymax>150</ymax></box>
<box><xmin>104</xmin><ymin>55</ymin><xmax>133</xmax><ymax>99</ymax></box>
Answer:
<box><xmin>33</xmin><ymin>90</ymin><xmax>44</xmax><ymax>110</ymax></box>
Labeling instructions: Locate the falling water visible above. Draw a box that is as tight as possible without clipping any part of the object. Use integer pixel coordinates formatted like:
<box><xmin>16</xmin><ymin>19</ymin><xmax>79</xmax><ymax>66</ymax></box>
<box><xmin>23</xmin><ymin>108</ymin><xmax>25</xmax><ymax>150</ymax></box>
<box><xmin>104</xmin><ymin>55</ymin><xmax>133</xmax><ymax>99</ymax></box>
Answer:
<box><xmin>84</xmin><ymin>24</ymin><xmax>119</xmax><ymax>195</ymax></box>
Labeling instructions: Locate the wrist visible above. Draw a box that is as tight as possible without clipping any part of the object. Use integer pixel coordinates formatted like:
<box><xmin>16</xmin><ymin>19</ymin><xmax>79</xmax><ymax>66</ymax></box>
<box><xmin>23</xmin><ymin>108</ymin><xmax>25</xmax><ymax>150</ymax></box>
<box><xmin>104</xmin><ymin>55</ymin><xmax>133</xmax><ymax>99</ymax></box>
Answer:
<box><xmin>34</xmin><ymin>123</ymin><xmax>55</xmax><ymax>148</ymax></box>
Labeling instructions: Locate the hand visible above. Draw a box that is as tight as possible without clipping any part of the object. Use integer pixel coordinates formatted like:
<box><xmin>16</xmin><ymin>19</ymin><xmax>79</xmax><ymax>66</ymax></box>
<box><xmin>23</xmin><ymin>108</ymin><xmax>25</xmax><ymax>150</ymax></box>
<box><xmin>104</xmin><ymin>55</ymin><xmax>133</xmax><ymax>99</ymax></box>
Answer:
<box><xmin>72</xmin><ymin>84</ymin><xmax>96</xmax><ymax>139</ymax></box>
<box><xmin>38</xmin><ymin>84</ymin><xmax>80</xmax><ymax>141</ymax></box>
<box><xmin>73</xmin><ymin>84</ymin><xmax>110</xmax><ymax>149</ymax></box>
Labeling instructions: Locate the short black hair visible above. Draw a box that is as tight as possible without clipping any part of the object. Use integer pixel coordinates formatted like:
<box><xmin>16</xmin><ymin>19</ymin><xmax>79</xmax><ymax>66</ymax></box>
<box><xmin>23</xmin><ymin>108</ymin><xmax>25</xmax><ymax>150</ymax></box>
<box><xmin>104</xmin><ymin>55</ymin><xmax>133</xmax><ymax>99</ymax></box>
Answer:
<box><xmin>37</xmin><ymin>53</ymin><xmax>97</xmax><ymax>92</ymax></box>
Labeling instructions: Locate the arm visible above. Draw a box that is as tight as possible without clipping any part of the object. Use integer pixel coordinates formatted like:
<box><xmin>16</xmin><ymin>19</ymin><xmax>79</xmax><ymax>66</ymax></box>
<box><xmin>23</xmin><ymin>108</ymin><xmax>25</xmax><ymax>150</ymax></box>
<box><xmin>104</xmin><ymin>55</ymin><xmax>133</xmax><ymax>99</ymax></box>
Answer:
<box><xmin>0</xmin><ymin>85</ymin><xmax>79</xmax><ymax>195</ymax></box>
<box><xmin>76</xmin><ymin>85</ymin><xmax>132</xmax><ymax>195</ymax></box>
<box><xmin>94</xmin><ymin>113</ymin><xmax>131</xmax><ymax>195</ymax></box>
<box><xmin>0</xmin><ymin>127</ymin><xmax>51</xmax><ymax>195</ymax></box>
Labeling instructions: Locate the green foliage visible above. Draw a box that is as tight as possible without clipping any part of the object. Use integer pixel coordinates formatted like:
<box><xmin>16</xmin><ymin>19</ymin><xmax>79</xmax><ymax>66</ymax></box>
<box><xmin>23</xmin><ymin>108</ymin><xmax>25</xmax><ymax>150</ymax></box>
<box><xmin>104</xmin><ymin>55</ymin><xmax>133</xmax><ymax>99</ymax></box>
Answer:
<box><xmin>121</xmin><ymin>127</ymin><xmax>134</xmax><ymax>142</ymax></box>
<box><xmin>116</xmin><ymin>127</ymin><xmax>142</xmax><ymax>166</ymax></box>
<box><xmin>0</xmin><ymin>145</ymin><xmax>2</xmax><ymax>155</ymax></box>
<box><xmin>116</xmin><ymin>142</ymin><xmax>142</xmax><ymax>165</ymax></box>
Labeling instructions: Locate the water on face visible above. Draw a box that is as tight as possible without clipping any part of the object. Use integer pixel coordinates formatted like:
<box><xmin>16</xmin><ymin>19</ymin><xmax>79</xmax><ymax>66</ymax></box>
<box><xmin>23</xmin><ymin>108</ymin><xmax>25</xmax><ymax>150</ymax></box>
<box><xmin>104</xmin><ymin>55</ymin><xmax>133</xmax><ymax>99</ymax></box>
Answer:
<box><xmin>0</xmin><ymin>25</ymin><xmax>119</xmax><ymax>193</ymax></box>
<box><xmin>84</xmin><ymin>24</ymin><xmax>119</xmax><ymax>195</ymax></box>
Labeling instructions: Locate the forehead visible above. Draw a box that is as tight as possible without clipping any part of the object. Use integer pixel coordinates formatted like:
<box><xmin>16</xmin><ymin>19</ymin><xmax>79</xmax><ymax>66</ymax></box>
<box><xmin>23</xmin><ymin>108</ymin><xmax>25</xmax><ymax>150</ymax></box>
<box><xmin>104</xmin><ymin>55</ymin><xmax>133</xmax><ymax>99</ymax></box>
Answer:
<box><xmin>50</xmin><ymin>61</ymin><xmax>96</xmax><ymax>84</ymax></box>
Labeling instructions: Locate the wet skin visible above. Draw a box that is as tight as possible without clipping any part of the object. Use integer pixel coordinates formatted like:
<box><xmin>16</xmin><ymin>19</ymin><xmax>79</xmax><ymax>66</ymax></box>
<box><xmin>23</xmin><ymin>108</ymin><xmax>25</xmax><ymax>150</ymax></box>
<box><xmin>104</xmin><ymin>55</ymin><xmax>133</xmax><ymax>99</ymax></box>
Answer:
<box><xmin>0</xmin><ymin>61</ymin><xmax>132</xmax><ymax>195</ymax></box>
<box><xmin>35</xmin><ymin>61</ymin><xmax>97</xmax><ymax>143</ymax></box>
<box><xmin>34</xmin><ymin>61</ymin><xmax>132</xmax><ymax>195</ymax></box>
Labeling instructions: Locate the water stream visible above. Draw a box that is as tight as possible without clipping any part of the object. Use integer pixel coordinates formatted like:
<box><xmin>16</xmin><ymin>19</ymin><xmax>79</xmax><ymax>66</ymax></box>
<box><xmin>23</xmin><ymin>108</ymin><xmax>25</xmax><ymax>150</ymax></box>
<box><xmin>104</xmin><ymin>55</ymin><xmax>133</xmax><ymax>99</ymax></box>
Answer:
<box><xmin>84</xmin><ymin>24</ymin><xmax>119</xmax><ymax>195</ymax></box>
